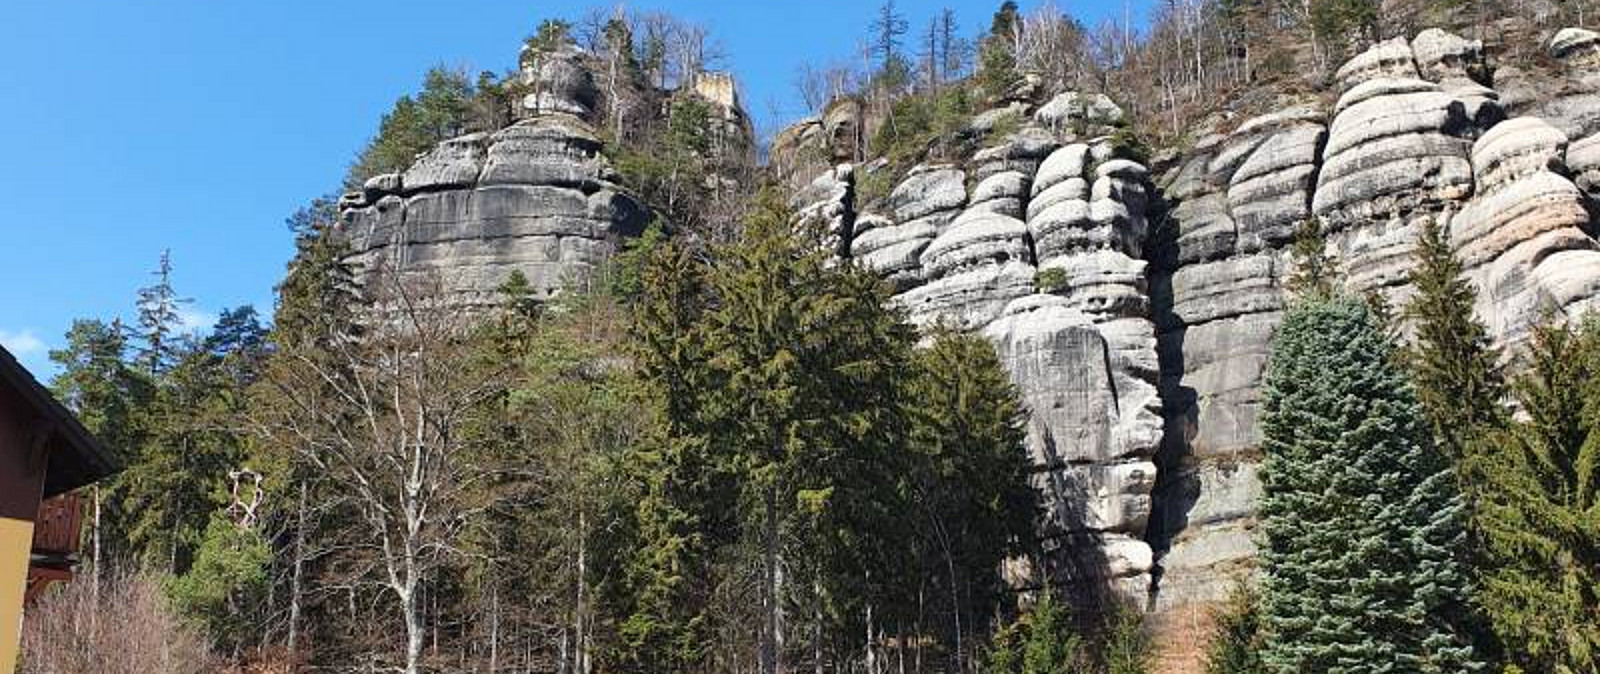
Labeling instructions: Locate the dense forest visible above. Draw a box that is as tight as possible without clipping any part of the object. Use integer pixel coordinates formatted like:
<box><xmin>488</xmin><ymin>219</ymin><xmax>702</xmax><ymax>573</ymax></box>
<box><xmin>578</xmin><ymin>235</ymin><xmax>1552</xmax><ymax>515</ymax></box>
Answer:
<box><xmin>17</xmin><ymin>0</ymin><xmax>1600</xmax><ymax>673</ymax></box>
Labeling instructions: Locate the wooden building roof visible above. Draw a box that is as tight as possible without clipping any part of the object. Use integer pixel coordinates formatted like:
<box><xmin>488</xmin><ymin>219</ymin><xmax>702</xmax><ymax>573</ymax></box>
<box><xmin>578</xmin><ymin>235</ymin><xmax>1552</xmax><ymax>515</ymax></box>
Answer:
<box><xmin>0</xmin><ymin>346</ymin><xmax>118</xmax><ymax>497</ymax></box>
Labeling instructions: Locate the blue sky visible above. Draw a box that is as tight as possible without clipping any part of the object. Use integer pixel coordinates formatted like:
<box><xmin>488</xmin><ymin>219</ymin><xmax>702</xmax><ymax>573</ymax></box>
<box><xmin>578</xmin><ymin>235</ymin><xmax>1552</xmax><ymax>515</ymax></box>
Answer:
<box><xmin>0</xmin><ymin>0</ymin><xmax>1151</xmax><ymax>378</ymax></box>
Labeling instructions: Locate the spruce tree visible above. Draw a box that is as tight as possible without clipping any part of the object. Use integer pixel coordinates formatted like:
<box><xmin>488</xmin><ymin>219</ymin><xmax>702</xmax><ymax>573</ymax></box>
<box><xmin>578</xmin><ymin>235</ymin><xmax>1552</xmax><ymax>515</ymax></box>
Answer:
<box><xmin>135</xmin><ymin>249</ymin><xmax>191</xmax><ymax>376</ymax></box>
<box><xmin>1204</xmin><ymin>583</ymin><xmax>1265</xmax><ymax>674</ymax></box>
<box><xmin>1404</xmin><ymin>218</ymin><xmax>1506</xmax><ymax>461</ymax></box>
<box><xmin>1257</xmin><ymin>295</ymin><xmax>1481</xmax><ymax>672</ymax></box>
<box><xmin>904</xmin><ymin>328</ymin><xmax>1036</xmax><ymax>668</ymax></box>
<box><xmin>1468</xmin><ymin>320</ymin><xmax>1600</xmax><ymax>671</ymax></box>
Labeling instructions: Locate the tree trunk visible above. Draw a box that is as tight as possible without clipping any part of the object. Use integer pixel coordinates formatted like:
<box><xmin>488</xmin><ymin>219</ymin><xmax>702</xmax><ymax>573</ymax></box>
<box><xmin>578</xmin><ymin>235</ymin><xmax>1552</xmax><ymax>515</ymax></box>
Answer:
<box><xmin>576</xmin><ymin>509</ymin><xmax>590</xmax><ymax>674</ymax></box>
<box><xmin>865</xmin><ymin>601</ymin><xmax>877</xmax><ymax>674</ymax></box>
<box><xmin>403</xmin><ymin>585</ymin><xmax>424</xmax><ymax>674</ymax></box>
<box><xmin>761</xmin><ymin>483</ymin><xmax>784</xmax><ymax>674</ymax></box>
<box><xmin>287</xmin><ymin>482</ymin><xmax>308</xmax><ymax>665</ymax></box>
<box><xmin>488</xmin><ymin>584</ymin><xmax>500</xmax><ymax>674</ymax></box>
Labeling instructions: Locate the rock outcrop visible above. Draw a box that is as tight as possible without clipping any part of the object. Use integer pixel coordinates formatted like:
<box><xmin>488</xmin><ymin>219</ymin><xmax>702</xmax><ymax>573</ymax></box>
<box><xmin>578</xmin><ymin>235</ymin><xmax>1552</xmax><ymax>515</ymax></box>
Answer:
<box><xmin>1149</xmin><ymin>27</ymin><xmax>1600</xmax><ymax>616</ymax></box>
<box><xmin>785</xmin><ymin>24</ymin><xmax>1600</xmax><ymax>618</ymax></box>
<box><xmin>337</xmin><ymin>43</ymin><xmax>748</xmax><ymax>306</ymax></box>
<box><xmin>795</xmin><ymin>93</ymin><xmax>1166</xmax><ymax>602</ymax></box>
<box><xmin>337</xmin><ymin>113</ymin><xmax>649</xmax><ymax>306</ymax></box>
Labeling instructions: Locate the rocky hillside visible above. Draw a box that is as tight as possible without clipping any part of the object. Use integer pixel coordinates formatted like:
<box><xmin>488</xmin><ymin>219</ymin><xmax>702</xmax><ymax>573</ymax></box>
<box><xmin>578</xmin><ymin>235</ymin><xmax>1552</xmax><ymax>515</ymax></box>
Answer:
<box><xmin>337</xmin><ymin>43</ymin><xmax>750</xmax><ymax>306</ymax></box>
<box><xmin>326</xmin><ymin>14</ymin><xmax>1600</xmax><ymax>665</ymax></box>
<box><xmin>786</xmin><ymin>21</ymin><xmax>1600</xmax><ymax>640</ymax></box>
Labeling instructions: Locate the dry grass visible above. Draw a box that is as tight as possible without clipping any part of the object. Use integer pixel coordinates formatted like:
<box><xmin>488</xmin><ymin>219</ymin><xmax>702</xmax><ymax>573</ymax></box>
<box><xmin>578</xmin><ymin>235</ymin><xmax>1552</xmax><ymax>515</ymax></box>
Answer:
<box><xmin>19</xmin><ymin>569</ymin><xmax>213</xmax><ymax>674</ymax></box>
<box><xmin>1147</xmin><ymin>601</ymin><xmax>1218</xmax><ymax>674</ymax></box>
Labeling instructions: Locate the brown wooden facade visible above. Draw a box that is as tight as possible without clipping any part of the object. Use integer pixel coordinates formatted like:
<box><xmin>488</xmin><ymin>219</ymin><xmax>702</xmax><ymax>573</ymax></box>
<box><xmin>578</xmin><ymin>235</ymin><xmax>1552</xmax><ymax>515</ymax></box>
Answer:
<box><xmin>0</xmin><ymin>346</ymin><xmax>118</xmax><ymax>674</ymax></box>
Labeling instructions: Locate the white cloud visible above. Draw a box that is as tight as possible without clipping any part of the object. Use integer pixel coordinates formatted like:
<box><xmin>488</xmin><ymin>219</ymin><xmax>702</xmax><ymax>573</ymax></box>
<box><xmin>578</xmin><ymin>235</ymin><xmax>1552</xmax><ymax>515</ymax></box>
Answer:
<box><xmin>0</xmin><ymin>329</ymin><xmax>46</xmax><ymax>357</ymax></box>
<box><xmin>177</xmin><ymin>306</ymin><xmax>217</xmax><ymax>335</ymax></box>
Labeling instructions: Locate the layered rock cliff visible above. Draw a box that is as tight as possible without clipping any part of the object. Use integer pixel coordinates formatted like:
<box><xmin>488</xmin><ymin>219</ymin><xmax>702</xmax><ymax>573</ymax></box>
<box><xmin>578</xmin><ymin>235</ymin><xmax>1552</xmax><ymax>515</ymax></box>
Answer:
<box><xmin>1149</xmin><ymin>27</ymin><xmax>1600</xmax><ymax>616</ymax></box>
<box><xmin>791</xmin><ymin>93</ymin><xmax>1167</xmax><ymax>601</ymax></box>
<box><xmin>788</xmin><ymin>26</ymin><xmax>1600</xmax><ymax>620</ymax></box>
<box><xmin>336</xmin><ymin>43</ymin><xmax>749</xmax><ymax>305</ymax></box>
<box><xmin>334</xmin><ymin>16</ymin><xmax>1600</xmax><ymax>634</ymax></box>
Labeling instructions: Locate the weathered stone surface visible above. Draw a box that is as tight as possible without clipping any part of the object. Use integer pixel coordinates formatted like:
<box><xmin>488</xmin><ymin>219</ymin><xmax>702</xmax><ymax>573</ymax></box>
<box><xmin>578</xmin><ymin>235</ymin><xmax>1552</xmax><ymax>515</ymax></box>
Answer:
<box><xmin>1151</xmin><ymin>30</ymin><xmax>1600</xmax><ymax>621</ymax></box>
<box><xmin>1334</xmin><ymin>36</ymin><xmax>1419</xmax><ymax>89</ymax></box>
<box><xmin>898</xmin><ymin>261</ymin><xmax>1036</xmax><ymax>328</ymax></box>
<box><xmin>1411</xmin><ymin>28</ymin><xmax>1484</xmax><ymax>82</ymax></box>
<box><xmin>921</xmin><ymin>211</ymin><xmax>1033</xmax><ymax>278</ymax></box>
<box><xmin>1034</xmin><ymin>92</ymin><xmax>1125</xmax><ymax>135</ymax></box>
<box><xmin>1549</xmin><ymin>27</ymin><xmax>1600</xmax><ymax>68</ymax></box>
<box><xmin>338</xmin><ymin>113</ymin><xmax>646</xmax><ymax>306</ymax></box>
<box><xmin>520</xmin><ymin>46</ymin><xmax>598</xmax><ymax>117</ymax></box>
<box><xmin>1569</xmin><ymin>132</ymin><xmax>1600</xmax><ymax>199</ymax></box>
<box><xmin>888</xmin><ymin>165</ymin><xmax>967</xmax><ymax>224</ymax></box>
<box><xmin>402</xmin><ymin>133</ymin><xmax>488</xmax><ymax>192</ymax></box>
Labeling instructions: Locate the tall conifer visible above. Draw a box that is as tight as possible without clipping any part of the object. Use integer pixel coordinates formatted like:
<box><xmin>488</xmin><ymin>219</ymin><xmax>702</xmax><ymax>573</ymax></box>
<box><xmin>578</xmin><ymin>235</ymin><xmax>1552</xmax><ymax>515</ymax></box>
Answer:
<box><xmin>1404</xmin><ymin>219</ymin><xmax>1506</xmax><ymax>461</ymax></box>
<box><xmin>1469</xmin><ymin>320</ymin><xmax>1600</xmax><ymax>671</ymax></box>
<box><xmin>1257</xmin><ymin>296</ymin><xmax>1481</xmax><ymax>672</ymax></box>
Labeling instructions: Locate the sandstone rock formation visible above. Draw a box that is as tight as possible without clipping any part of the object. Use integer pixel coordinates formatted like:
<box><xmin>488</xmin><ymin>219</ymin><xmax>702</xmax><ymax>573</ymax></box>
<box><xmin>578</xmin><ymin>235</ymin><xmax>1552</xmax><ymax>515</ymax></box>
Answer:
<box><xmin>337</xmin><ymin>44</ymin><xmax>749</xmax><ymax>306</ymax></box>
<box><xmin>337</xmin><ymin>114</ymin><xmax>649</xmax><ymax>306</ymax></box>
<box><xmin>785</xmin><ymin>25</ymin><xmax>1600</xmax><ymax>617</ymax></box>
<box><xmin>1149</xmin><ymin>27</ymin><xmax>1600</xmax><ymax>614</ymax></box>
<box><xmin>795</xmin><ymin>92</ymin><xmax>1166</xmax><ymax>602</ymax></box>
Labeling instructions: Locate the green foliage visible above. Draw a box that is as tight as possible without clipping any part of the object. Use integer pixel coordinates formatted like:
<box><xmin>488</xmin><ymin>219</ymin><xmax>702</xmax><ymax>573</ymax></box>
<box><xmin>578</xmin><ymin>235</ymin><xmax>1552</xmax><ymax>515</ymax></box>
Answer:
<box><xmin>1108</xmin><ymin>126</ymin><xmax>1152</xmax><ymax>166</ymax></box>
<box><xmin>607</xmin><ymin>220</ymin><xmax>669</xmax><ymax>300</ymax></box>
<box><xmin>1036</xmin><ymin>267</ymin><xmax>1069</xmax><ymax>294</ymax></box>
<box><xmin>1284</xmin><ymin>218</ymin><xmax>1337</xmax><ymax>298</ymax></box>
<box><xmin>1404</xmin><ymin>218</ymin><xmax>1507</xmax><ymax>462</ymax></box>
<box><xmin>855</xmin><ymin>167</ymin><xmax>895</xmax><ymax>208</ymax></box>
<box><xmin>134</xmin><ymin>250</ymin><xmax>190</xmax><ymax>376</ymax></box>
<box><xmin>523</xmin><ymin>18</ymin><xmax>574</xmax><ymax>63</ymax></box>
<box><xmin>1258</xmin><ymin>295</ymin><xmax>1482</xmax><ymax>671</ymax></box>
<box><xmin>985</xmin><ymin>590</ymin><xmax>1087</xmax><ymax>674</ymax></box>
<box><xmin>611</xmin><ymin>96</ymin><xmax>717</xmax><ymax>231</ymax></box>
<box><xmin>345</xmin><ymin>66</ymin><xmax>476</xmax><ymax>189</ymax></box>
<box><xmin>1309</xmin><ymin>0</ymin><xmax>1377</xmax><ymax>59</ymax></box>
<box><xmin>1101</xmin><ymin>605</ymin><xmax>1154</xmax><ymax>674</ymax></box>
<box><xmin>906</xmin><ymin>328</ymin><xmax>1037</xmax><ymax>663</ymax></box>
<box><xmin>166</xmin><ymin>516</ymin><xmax>271</xmax><ymax>655</ymax></box>
<box><xmin>975</xmin><ymin>2</ymin><xmax>1022</xmax><ymax>101</ymax></box>
<box><xmin>869</xmin><ymin>84</ymin><xmax>978</xmax><ymax>167</ymax></box>
<box><xmin>1204</xmin><ymin>583</ymin><xmax>1265</xmax><ymax>674</ymax></box>
<box><xmin>603</xmin><ymin>232</ymin><xmax>717</xmax><ymax>672</ymax></box>
<box><xmin>1466</xmin><ymin>319</ymin><xmax>1600</xmax><ymax>672</ymax></box>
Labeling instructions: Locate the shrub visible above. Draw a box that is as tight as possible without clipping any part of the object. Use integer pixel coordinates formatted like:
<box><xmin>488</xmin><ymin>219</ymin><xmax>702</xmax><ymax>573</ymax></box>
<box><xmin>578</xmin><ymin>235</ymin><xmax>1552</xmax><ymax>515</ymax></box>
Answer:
<box><xmin>21</xmin><ymin>568</ymin><xmax>213</xmax><ymax>674</ymax></box>
<box><xmin>1035</xmin><ymin>267</ymin><xmax>1068</xmax><ymax>294</ymax></box>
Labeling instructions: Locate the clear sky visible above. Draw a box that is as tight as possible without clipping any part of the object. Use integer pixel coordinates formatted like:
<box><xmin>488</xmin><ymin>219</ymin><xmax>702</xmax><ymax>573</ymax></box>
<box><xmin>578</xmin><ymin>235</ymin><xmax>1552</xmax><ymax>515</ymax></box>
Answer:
<box><xmin>0</xmin><ymin>0</ymin><xmax>1151</xmax><ymax>378</ymax></box>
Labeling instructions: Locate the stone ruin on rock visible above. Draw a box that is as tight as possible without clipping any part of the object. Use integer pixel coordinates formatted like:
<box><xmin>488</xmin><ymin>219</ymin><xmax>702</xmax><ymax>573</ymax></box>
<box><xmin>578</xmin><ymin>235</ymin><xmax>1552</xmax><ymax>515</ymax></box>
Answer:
<box><xmin>792</xmin><ymin>91</ymin><xmax>1166</xmax><ymax>603</ymax></box>
<box><xmin>336</xmin><ymin>44</ymin><xmax>749</xmax><ymax>307</ymax></box>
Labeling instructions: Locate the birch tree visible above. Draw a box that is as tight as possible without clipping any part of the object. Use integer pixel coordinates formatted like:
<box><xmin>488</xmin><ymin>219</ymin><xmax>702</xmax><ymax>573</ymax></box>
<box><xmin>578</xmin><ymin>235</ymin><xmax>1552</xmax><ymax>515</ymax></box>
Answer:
<box><xmin>252</xmin><ymin>266</ymin><xmax>508</xmax><ymax>674</ymax></box>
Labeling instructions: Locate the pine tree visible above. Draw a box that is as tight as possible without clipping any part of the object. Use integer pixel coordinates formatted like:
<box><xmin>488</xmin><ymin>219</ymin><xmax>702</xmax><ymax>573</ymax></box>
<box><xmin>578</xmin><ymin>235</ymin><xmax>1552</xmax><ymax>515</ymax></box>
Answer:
<box><xmin>1467</xmin><ymin>320</ymin><xmax>1600</xmax><ymax>671</ymax></box>
<box><xmin>904</xmin><ymin>328</ymin><xmax>1036</xmax><ymax>668</ymax></box>
<box><xmin>1257</xmin><ymin>295</ymin><xmax>1481</xmax><ymax>672</ymax></box>
<box><xmin>694</xmin><ymin>190</ymin><xmax>916</xmax><ymax>673</ymax></box>
<box><xmin>1284</xmin><ymin>218</ymin><xmax>1337</xmax><ymax>299</ymax></box>
<box><xmin>135</xmin><ymin>249</ymin><xmax>192</xmax><ymax>376</ymax></box>
<box><xmin>607</xmin><ymin>232</ymin><xmax>721</xmax><ymax>673</ymax></box>
<box><xmin>869</xmin><ymin>0</ymin><xmax>909</xmax><ymax>73</ymax></box>
<box><xmin>985</xmin><ymin>589</ymin><xmax>1087</xmax><ymax>674</ymax></box>
<box><xmin>1204</xmin><ymin>583</ymin><xmax>1265</xmax><ymax>674</ymax></box>
<box><xmin>1404</xmin><ymin>218</ymin><xmax>1506</xmax><ymax>462</ymax></box>
<box><xmin>977</xmin><ymin>2</ymin><xmax>1023</xmax><ymax>100</ymax></box>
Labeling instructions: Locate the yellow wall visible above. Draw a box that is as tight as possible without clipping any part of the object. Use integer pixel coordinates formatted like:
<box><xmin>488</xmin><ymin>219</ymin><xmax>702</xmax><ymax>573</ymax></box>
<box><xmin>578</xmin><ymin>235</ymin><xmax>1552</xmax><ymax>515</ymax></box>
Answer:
<box><xmin>0</xmin><ymin>517</ymin><xmax>31</xmax><ymax>674</ymax></box>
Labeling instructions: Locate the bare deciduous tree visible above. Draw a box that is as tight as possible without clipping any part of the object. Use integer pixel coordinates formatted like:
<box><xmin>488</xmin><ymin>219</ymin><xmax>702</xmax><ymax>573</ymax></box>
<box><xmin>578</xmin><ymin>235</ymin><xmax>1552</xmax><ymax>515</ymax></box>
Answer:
<box><xmin>252</xmin><ymin>266</ymin><xmax>509</xmax><ymax>674</ymax></box>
